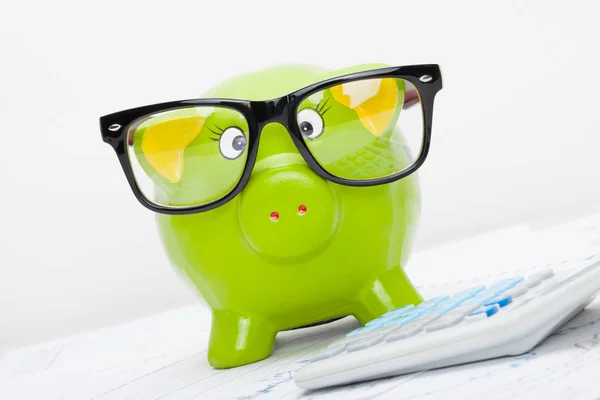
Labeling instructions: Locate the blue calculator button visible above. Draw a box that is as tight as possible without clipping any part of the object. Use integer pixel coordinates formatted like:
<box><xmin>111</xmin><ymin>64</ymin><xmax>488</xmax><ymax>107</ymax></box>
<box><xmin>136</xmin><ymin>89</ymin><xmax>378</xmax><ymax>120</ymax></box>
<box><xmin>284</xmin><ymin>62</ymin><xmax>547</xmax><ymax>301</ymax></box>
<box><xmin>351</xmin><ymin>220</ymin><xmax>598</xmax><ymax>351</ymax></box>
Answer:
<box><xmin>452</xmin><ymin>286</ymin><xmax>486</xmax><ymax>301</ymax></box>
<box><xmin>381</xmin><ymin>313</ymin><xmax>420</xmax><ymax>327</ymax></box>
<box><xmin>380</xmin><ymin>304</ymin><xmax>415</xmax><ymax>320</ymax></box>
<box><xmin>437</xmin><ymin>297</ymin><xmax>460</xmax><ymax>306</ymax></box>
<box><xmin>346</xmin><ymin>321</ymin><xmax>383</xmax><ymax>337</ymax></box>
<box><xmin>469</xmin><ymin>304</ymin><xmax>499</xmax><ymax>318</ymax></box>
<box><xmin>421</xmin><ymin>301</ymin><xmax>460</xmax><ymax>316</ymax></box>
<box><xmin>416</xmin><ymin>296</ymin><xmax>449</xmax><ymax>310</ymax></box>
<box><xmin>436</xmin><ymin>301</ymin><xmax>463</xmax><ymax>315</ymax></box>
<box><xmin>462</xmin><ymin>290</ymin><xmax>499</xmax><ymax>306</ymax></box>
<box><xmin>418</xmin><ymin>307</ymin><xmax>439</xmax><ymax>316</ymax></box>
<box><xmin>451</xmin><ymin>292</ymin><xmax>477</xmax><ymax>303</ymax></box>
<box><xmin>483</xmin><ymin>295</ymin><xmax>513</xmax><ymax>308</ymax></box>
<box><xmin>489</xmin><ymin>277</ymin><xmax>524</xmax><ymax>294</ymax></box>
<box><xmin>362</xmin><ymin>322</ymin><xmax>383</xmax><ymax>332</ymax></box>
<box><xmin>397</xmin><ymin>309</ymin><xmax>422</xmax><ymax>319</ymax></box>
<box><xmin>346</xmin><ymin>327</ymin><xmax>365</xmax><ymax>337</ymax></box>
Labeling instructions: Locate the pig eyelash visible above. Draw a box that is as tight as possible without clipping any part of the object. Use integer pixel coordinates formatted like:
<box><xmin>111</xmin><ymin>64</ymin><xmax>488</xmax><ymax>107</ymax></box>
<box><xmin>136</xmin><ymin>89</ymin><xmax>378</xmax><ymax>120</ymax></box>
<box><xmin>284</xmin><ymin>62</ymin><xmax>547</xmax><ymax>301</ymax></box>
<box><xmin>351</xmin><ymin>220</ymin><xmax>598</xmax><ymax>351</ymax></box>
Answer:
<box><xmin>316</xmin><ymin>96</ymin><xmax>332</xmax><ymax>116</ymax></box>
<box><xmin>208</xmin><ymin>125</ymin><xmax>225</xmax><ymax>141</ymax></box>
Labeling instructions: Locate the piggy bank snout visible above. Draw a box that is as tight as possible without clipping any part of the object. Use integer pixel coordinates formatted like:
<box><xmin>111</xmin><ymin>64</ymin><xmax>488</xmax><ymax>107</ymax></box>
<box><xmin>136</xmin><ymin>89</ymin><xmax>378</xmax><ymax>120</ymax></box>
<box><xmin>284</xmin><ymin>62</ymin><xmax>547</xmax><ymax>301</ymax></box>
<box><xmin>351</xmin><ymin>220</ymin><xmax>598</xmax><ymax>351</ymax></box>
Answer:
<box><xmin>239</xmin><ymin>165</ymin><xmax>339</xmax><ymax>260</ymax></box>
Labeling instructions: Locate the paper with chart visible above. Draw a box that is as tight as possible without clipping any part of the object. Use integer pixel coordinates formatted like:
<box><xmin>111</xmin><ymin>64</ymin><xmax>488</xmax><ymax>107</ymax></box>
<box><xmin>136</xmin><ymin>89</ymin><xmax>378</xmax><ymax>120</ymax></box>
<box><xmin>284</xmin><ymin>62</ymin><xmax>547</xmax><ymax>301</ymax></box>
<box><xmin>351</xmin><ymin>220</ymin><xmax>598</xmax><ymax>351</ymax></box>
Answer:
<box><xmin>2</xmin><ymin>282</ymin><xmax>600</xmax><ymax>400</ymax></box>
<box><xmin>1</xmin><ymin>214</ymin><xmax>599</xmax><ymax>399</ymax></box>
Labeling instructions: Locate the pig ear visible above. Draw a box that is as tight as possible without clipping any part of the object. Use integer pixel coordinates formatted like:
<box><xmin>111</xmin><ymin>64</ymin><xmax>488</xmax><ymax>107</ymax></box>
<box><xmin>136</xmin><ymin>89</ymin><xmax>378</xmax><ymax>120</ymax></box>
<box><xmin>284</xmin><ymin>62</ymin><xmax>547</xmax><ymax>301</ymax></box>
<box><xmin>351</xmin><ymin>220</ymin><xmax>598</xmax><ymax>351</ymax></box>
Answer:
<box><xmin>139</xmin><ymin>115</ymin><xmax>206</xmax><ymax>183</ymax></box>
<box><xmin>331</xmin><ymin>78</ymin><xmax>404</xmax><ymax>136</ymax></box>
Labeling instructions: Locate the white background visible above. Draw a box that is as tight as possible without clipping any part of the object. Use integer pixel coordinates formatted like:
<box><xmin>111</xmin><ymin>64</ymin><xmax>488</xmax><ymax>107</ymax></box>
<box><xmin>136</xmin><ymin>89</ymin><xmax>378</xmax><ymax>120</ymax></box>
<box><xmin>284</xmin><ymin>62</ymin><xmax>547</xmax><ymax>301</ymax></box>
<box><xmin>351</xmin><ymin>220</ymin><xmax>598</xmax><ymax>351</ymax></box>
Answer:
<box><xmin>1</xmin><ymin>0</ymin><xmax>599</xmax><ymax>349</ymax></box>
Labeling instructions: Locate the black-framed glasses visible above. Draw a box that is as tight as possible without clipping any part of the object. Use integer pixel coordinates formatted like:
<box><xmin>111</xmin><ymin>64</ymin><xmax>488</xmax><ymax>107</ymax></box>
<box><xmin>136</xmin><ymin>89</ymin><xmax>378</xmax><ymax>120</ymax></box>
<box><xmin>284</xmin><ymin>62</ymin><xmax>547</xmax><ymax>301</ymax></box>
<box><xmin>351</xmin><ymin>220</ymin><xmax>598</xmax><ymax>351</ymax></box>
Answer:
<box><xmin>99</xmin><ymin>64</ymin><xmax>442</xmax><ymax>215</ymax></box>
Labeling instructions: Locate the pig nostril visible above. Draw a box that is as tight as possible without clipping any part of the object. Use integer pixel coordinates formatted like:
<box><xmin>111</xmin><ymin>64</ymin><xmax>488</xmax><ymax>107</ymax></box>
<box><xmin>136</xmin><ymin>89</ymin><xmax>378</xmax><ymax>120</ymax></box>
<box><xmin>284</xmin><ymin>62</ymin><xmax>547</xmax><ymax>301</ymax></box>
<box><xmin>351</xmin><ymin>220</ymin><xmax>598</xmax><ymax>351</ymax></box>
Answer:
<box><xmin>270</xmin><ymin>211</ymin><xmax>279</xmax><ymax>221</ymax></box>
<box><xmin>298</xmin><ymin>205</ymin><xmax>307</xmax><ymax>215</ymax></box>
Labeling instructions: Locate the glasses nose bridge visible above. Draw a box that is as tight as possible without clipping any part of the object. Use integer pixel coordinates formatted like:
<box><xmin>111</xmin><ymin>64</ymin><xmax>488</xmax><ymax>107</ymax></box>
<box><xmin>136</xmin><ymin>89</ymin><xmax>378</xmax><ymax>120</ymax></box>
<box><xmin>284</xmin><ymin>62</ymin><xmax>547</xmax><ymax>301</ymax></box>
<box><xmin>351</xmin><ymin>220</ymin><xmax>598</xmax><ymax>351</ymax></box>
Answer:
<box><xmin>251</xmin><ymin>97</ymin><xmax>292</xmax><ymax>133</ymax></box>
<box><xmin>249</xmin><ymin>97</ymin><xmax>309</xmax><ymax>175</ymax></box>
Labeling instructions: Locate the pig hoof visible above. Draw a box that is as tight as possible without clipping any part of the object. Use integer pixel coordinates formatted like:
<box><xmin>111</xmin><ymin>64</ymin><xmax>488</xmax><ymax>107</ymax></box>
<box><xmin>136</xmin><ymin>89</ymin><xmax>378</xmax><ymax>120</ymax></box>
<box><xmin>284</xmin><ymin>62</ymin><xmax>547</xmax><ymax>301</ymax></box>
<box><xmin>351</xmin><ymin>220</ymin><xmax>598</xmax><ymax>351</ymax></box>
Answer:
<box><xmin>353</xmin><ymin>266</ymin><xmax>423</xmax><ymax>325</ymax></box>
<box><xmin>208</xmin><ymin>310</ymin><xmax>276</xmax><ymax>368</ymax></box>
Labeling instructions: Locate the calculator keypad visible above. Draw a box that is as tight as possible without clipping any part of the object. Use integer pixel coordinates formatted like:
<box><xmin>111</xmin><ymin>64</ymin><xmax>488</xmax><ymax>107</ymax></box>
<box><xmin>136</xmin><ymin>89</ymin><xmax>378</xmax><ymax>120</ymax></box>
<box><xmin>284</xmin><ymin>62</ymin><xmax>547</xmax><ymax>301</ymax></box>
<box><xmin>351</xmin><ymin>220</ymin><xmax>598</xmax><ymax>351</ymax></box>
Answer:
<box><xmin>310</xmin><ymin>268</ymin><xmax>560</xmax><ymax>363</ymax></box>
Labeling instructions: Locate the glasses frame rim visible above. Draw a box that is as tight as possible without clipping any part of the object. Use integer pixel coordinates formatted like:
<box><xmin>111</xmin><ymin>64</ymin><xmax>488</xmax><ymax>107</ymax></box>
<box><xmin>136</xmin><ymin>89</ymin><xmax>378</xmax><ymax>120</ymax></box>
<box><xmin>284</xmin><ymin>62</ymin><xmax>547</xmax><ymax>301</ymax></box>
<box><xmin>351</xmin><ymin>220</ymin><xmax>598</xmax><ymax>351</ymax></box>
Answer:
<box><xmin>99</xmin><ymin>64</ymin><xmax>443</xmax><ymax>215</ymax></box>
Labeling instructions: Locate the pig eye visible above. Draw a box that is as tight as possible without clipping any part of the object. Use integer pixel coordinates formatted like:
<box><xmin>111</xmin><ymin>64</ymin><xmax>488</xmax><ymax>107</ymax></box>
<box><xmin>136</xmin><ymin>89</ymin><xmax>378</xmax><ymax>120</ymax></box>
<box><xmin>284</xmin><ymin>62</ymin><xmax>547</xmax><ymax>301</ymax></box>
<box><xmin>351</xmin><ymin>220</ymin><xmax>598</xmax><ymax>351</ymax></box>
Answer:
<box><xmin>297</xmin><ymin>108</ymin><xmax>324</xmax><ymax>140</ymax></box>
<box><xmin>219</xmin><ymin>127</ymin><xmax>247</xmax><ymax>160</ymax></box>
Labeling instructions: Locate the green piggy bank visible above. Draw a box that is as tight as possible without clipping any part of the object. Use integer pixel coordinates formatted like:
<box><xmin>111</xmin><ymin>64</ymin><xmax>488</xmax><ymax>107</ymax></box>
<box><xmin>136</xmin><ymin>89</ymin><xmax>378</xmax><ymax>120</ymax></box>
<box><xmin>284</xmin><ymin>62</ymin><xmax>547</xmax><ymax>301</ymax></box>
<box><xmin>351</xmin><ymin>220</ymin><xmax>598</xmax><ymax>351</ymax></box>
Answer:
<box><xmin>119</xmin><ymin>64</ymin><xmax>430</xmax><ymax>368</ymax></box>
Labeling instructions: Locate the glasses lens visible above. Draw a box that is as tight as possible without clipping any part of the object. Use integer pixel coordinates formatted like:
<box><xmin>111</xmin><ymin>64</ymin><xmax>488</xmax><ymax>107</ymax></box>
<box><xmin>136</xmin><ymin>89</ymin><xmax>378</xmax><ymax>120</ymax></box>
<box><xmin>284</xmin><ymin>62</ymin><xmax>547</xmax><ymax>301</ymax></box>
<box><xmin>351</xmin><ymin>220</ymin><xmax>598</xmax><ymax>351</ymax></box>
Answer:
<box><xmin>297</xmin><ymin>77</ymin><xmax>424</xmax><ymax>181</ymax></box>
<box><xmin>127</xmin><ymin>106</ymin><xmax>249</xmax><ymax>208</ymax></box>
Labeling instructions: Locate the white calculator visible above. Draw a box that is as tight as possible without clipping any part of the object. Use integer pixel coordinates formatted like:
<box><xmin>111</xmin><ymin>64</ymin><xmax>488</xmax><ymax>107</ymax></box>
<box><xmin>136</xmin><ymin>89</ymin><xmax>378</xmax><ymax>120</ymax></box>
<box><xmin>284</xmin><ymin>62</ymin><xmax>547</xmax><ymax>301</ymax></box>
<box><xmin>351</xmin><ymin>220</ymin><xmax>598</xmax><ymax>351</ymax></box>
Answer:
<box><xmin>294</xmin><ymin>254</ymin><xmax>600</xmax><ymax>390</ymax></box>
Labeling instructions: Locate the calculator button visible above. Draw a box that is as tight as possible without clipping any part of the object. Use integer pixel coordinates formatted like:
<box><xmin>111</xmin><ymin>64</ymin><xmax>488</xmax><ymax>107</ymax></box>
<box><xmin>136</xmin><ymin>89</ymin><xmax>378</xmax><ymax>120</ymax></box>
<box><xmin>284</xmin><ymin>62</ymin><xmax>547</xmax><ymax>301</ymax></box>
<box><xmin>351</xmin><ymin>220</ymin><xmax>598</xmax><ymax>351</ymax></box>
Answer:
<box><xmin>364</xmin><ymin>319</ymin><xmax>385</xmax><ymax>328</ymax></box>
<box><xmin>579</xmin><ymin>254</ymin><xmax>598</xmax><ymax>266</ymax></box>
<box><xmin>425</xmin><ymin>315</ymin><xmax>464</xmax><ymax>332</ymax></box>
<box><xmin>527</xmin><ymin>277</ymin><xmax>560</xmax><ymax>297</ymax></box>
<box><xmin>536</xmin><ymin>280</ymin><xmax>562</xmax><ymax>296</ymax></box>
<box><xmin>521</xmin><ymin>278</ymin><xmax>542</xmax><ymax>288</ymax></box>
<box><xmin>483</xmin><ymin>295</ymin><xmax>512</xmax><ymax>308</ymax></box>
<box><xmin>406</xmin><ymin>314</ymin><xmax>440</xmax><ymax>327</ymax></box>
<box><xmin>381</xmin><ymin>313</ymin><xmax>421</xmax><ymax>327</ymax></box>
<box><xmin>446</xmin><ymin>303</ymin><xmax>480</xmax><ymax>317</ymax></box>
<box><xmin>489</xmin><ymin>277</ymin><xmax>524</xmax><ymax>294</ymax></box>
<box><xmin>469</xmin><ymin>304</ymin><xmax>499</xmax><ymax>318</ymax></box>
<box><xmin>311</xmin><ymin>344</ymin><xmax>345</xmax><ymax>361</ymax></box>
<box><xmin>508</xmin><ymin>298</ymin><xmax>531</xmax><ymax>311</ymax></box>
<box><xmin>346</xmin><ymin>323</ymin><xmax>387</xmax><ymax>339</ymax></box>
<box><xmin>505</xmin><ymin>285</ymin><xmax>527</xmax><ymax>298</ymax></box>
<box><xmin>436</xmin><ymin>301</ymin><xmax>465</xmax><ymax>315</ymax></box>
<box><xmin>385</xmin><ymin>325</ymin><xmax>423</xmax><ymax>342</ymax></box>
<box><xmin>451</xmin><ymin>292</ymin><xmax>476</xmax><ymax>303</ymax></box>
<box><xmin>344</xmin><ymin>327</ymin><xmax>394</xmax><ymax>346</ymax></box>
<box><xmin>419</xmin><ymin>300</ymin><xmax>461</xmax><ymax>317</ymax></box>
<box><xmin>346</xmin><ymin>334</ymin><xmax>384</xmax><ymax>352</ymax></box>
<box><xmin>451</xmin><ymin>286</ymin><xmax>486</xmax><ymax>302</ymax></box>
<box><xmin>417</xmin><ymin>307</ymin><xmax>439</xmax><ymax>317</ymax></box>
<box><xmin>346</xmin><ymin>327</ymin><xmax>364</xmax><ymax>337</ymax></box>
<box><xmin>462</xmin><ymin>290</ymin><xmax>500</xmax><ymax>306</ymax></box>
<box><xmin>379</xmin><ymin>305</ymin><xmax>416</xmax><ymax>320</ymax></box>
<box><xmin>465</xmin><ymin>312</ymin><xmax>488</xmax><ymax>323</ymax></box>
<box><xmin>416</xmin><ymin>296</ymin><xmax>449</xmax><ymax>310</ymax></box>
<box><xmin>528</xmin><ymin>268</ymin><xmax>554</xmax><ymax>281</ymax></box>
<box><xmin>347</xmin><ymin>325</ymin><xmax>380</xmax><ymax>337</ymax></box>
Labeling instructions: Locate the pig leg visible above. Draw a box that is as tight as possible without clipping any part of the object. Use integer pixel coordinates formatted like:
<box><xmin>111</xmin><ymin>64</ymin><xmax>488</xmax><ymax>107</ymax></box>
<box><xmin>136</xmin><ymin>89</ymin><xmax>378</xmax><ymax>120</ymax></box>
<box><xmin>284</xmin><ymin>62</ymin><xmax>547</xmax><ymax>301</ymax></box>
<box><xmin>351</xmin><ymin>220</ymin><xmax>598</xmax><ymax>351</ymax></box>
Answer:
<box><xmin>352</xmin><ymin>266</ymin><xmax>422</xmax><ymax>325</ymax></box>
<box><xmin>208</xmin><ymin>309</ymin><xmax>277</xmax><ymax>368</ymax></box>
